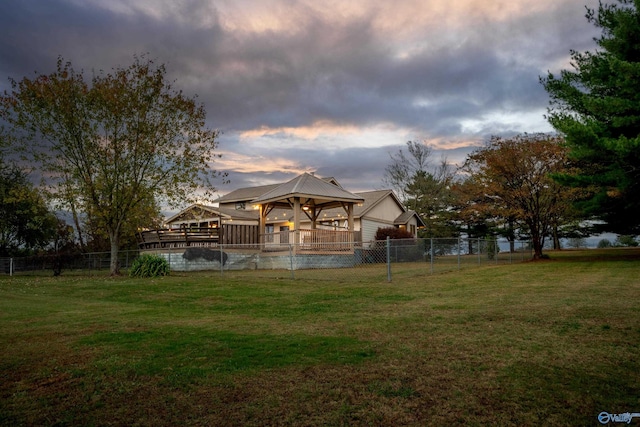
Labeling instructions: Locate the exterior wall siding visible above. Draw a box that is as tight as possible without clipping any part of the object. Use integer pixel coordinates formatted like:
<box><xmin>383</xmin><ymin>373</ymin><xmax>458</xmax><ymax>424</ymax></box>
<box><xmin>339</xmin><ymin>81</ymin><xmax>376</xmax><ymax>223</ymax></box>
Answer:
<box><xmin>361</xmin><ymin>219</ymin><xmax>392</xmax><ymax>244</ymax></box>
<box><xmin>366</xmin><ymin>197</ymin><xmax>404</xmax><ymax>221</ymax></box>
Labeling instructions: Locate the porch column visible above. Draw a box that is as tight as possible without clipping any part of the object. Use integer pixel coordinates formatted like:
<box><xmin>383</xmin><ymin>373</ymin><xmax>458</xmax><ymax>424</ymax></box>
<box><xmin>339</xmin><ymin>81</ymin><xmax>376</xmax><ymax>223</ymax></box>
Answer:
<box><xmin>259</xmin><ymin>204</ymin><xmax>265</xmax><ymax>246</ymax></box>
<box><xmin>347</xmin><ymin>203</ymin><xmax>354</xmax><ymax>243</ymax></box>
<box><xmin>293</xmin><ymin>197</ymin><xmax>300</xmax><ymax>254</ymax></box>
<box><xmin>310</xmin><ymin>207</ymin><xmax>317</xmax><ymax>230</ymax></box>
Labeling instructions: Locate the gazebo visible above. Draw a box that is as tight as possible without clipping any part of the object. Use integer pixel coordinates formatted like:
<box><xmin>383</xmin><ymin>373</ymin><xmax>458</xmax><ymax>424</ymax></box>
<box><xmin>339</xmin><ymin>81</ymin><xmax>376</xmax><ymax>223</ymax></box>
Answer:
<box><xmin>251</xmin><ymin>173</ymin><xmax>365</xmax><ymax>253</ymax></box>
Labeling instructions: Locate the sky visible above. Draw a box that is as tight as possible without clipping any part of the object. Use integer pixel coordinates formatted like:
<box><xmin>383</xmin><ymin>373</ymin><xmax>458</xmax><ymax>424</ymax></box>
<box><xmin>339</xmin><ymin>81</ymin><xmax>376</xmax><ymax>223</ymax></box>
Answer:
<box><xmin>1</xmin><ymin>0</ymin><xmax>602</xmax><ymax>200</ymax></box>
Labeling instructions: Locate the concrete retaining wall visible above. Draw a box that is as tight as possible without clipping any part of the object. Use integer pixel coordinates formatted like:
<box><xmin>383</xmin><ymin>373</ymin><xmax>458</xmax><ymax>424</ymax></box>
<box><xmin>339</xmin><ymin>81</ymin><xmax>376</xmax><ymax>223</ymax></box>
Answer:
<box><xmin>152</xmin><ymin>248</ymin><xmax>357</xmax><ymax>271</ymax></box>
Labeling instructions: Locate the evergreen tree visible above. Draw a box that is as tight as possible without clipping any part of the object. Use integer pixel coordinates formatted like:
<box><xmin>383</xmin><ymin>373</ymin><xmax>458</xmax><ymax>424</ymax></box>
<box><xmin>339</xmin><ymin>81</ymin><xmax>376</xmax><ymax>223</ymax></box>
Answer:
<box><xmin>542</xmin><ymin>0</ymin><xmax>640</xmax><ymax>234</ymax></box>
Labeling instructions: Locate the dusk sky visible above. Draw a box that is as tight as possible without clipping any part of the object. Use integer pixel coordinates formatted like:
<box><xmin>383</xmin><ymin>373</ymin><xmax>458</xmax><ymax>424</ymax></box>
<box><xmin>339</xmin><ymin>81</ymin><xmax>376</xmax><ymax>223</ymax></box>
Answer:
<box><xmin>1</xmin><ymin>0</ymin><xmax>601</xmax><ymax>200</ymax></box>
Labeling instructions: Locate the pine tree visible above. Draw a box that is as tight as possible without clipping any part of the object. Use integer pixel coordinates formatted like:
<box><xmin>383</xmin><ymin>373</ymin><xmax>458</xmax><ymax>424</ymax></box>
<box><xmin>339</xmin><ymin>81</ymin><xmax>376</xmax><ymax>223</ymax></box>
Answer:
<box><xmin>542</xmin><ymin>0</ymin><xmax>640</xmax><ymax>234</ymax></box>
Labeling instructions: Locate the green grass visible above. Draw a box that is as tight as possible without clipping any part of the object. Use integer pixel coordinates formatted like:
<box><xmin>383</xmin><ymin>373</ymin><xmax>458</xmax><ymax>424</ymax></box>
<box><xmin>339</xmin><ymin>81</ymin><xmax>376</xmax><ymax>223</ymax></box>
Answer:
<box><xmin>1</xmin><ymin>248</ymin><xmax>639</xmax><ymax>426</ymax></box>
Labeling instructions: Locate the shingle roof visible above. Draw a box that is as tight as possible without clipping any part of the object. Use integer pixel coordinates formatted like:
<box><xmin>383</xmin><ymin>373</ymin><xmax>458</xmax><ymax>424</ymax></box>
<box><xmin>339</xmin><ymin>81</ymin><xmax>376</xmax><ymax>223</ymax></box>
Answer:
<box><xmin>217</xmin><ymin>183</ymin><xmax>281</xmax><ymax>203</ymax></box>
<box><xmin>315</xmin><ymin>190</ymin><xmax>388</xmax><ymax>218</ymax></box>
<box><xmin>169</xmin><ymin>176</ymin><xmax>413</xmax><ymax>225</ymax></box>
<box><xmin>218</xmin><ymin>176</ymin><xmax>342</xmax><ymax>204</ymax></box>
<box><xmin>394</xmin><ymin>210</ymin><xmax>425</xmax><ymax>227</ymax></box>
<box><xmin>217</xmin><ymin>206</ymin><xmax>260</xmax><ymax>221</ymax></box>
<box><xmin>252</xmin><ymin>173</ymin><xmax>364</xmax><ymax>206</ymax></box>
<box><xmin>164</xmin><ymin>203</ymin><xmax>260</xmax><ymax>224</ymax></box>
<box><xmin>164</xmin><ymin>204</ymin><xmax>219</xmax><ymax>223</ymax></box>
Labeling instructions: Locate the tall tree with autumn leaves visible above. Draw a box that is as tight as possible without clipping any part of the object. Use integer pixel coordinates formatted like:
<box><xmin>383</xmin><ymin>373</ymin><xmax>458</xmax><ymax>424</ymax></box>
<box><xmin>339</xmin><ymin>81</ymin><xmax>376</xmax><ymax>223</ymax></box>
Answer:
<box><xmin>1</xmin><ymin>56</ymin><xmax>223</xmax><ymax>275</ymax></box>
<box><xmin>460</xmin><ymin>134</ymin><xmax>579</xmax><ymax>259</ymax></box>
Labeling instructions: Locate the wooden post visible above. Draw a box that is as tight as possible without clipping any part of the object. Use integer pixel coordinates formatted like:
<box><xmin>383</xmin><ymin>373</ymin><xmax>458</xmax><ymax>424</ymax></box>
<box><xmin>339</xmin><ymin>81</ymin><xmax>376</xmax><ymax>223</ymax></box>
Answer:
<box><xmin>259</xmin><ymin>204</ymin><xmax>265</xmax><ymax>248</ymax></box>
<box><xmin>293</xmin><ymin>197</ymin><xmax>300</xmax><ymax>255</ymax></box>
<box><xmin>347</xmin><ymin>203</ymin><xmax>354</xmax><ymax>250</ymax></box>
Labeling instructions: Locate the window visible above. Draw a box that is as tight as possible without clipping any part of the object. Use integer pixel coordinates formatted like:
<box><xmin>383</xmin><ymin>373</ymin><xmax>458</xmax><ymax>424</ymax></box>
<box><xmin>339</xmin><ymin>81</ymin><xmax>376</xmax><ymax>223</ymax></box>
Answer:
<box><xmin>235</xmin><ymin>202</ymin><xmax>246</xmax><ymax>210</ymax></box>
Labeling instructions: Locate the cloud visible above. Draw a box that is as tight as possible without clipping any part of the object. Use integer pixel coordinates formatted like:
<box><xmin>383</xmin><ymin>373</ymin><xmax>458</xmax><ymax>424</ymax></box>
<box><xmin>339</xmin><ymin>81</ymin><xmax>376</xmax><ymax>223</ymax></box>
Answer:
<box><xmin>1</xmin><ymin>0</ymin><xmax>602</xmax><ymax>198</ymax></box>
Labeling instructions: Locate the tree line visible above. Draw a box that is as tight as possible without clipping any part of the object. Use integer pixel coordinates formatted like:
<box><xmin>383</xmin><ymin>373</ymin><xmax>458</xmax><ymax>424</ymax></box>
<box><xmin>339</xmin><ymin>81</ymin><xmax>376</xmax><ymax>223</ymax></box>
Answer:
<box><xmin>1</xmin><ymin>0</ymin><xmax>639</xmax><ymax>271</ymax></box>
<box><xmin>386</xmin><ymin>0</ymin><xmax>640</xmax><ymax>259</ymax></box>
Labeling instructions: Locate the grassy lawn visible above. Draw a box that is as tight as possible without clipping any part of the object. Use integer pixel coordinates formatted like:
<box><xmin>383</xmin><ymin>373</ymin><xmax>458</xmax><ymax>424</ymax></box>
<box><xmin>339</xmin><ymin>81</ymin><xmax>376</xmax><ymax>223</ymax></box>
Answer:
<box><xmin>1</xmin><ymin>248</ymin><xmax>639</xmax><ymax>426</ymax></box>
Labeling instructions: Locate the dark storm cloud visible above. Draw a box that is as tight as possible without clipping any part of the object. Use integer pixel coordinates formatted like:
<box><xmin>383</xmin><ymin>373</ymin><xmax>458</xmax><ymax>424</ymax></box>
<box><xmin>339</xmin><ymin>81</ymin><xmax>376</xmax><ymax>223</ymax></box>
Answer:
<box><xmin>1</xmin><ymin>0</ymin><xmax>602</xmax><ymax>195</ymax></box>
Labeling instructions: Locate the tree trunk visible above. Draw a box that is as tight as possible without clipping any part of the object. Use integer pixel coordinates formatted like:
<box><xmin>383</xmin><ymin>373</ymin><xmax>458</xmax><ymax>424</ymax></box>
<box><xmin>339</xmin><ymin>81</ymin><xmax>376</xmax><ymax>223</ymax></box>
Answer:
<box><xmin>532</xmin><ymin>235</ymin><xmax>543</xmax><ymax>260</ymax></box>
<box><xmin>109</xmin><ymin>230</ymin><xmax>120</xmax><ymax>276</ymax></box>
<box><xmin>71</xmin><ymin>204</ymin><xmax>86</xmax><ymax>252</ymax></box>
<box><xmin>552</xmin><ymin>226</ymin><xmax>561</xmax><ymax>250</ymax></box>
<box><xmin>507</xmin><ymin>218</ymin><xmax>515</xmax><ymax>253</ymax></box>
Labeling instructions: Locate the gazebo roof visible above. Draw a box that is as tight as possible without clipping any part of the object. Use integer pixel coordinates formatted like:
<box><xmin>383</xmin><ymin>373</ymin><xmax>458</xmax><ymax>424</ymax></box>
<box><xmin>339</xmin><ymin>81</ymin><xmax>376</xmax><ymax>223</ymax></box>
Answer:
<box><xmin>164</xmin><ymin>203</ymin><xmax>259</xmax><ymax>224</ymax></box>
<box><xmin>251</xmin><ymin>173</ymin><xmax>364</xmax><ymax>209</ymax></box>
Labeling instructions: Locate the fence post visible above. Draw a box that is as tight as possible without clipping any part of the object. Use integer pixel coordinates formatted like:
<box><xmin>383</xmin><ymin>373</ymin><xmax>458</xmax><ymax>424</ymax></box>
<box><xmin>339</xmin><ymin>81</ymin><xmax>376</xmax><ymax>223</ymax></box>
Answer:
<box><xmin>289</xmin><ymin>244</ymin><xmax>295</xmax><ymax>279</ymax></box>
<box><xmin>386</xmin><ymin>236</ymin><xmax>391</xmax><ymax>282</ymax></box>
<box><xmin>458</xmin><ymin>237</ymin><xmax>461</xmax><ymax>270</ymax></box>
<box><xmin>10</xmin><ymin>258</ymin><xmax>13</xmax><ymax>276</ymax></box>
<box><xmin>218</xmin><ymin>244</ymin><xmax>224</xmax><ymax>276</ymax></box>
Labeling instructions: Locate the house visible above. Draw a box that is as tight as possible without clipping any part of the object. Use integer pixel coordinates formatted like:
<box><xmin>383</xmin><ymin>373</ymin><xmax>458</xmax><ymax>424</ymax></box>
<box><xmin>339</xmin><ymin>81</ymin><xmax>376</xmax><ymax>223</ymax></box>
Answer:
<box><xmin>138</xmin><ymin>173</ymin><xmax>423</xmax><ymax>250</ymax></box>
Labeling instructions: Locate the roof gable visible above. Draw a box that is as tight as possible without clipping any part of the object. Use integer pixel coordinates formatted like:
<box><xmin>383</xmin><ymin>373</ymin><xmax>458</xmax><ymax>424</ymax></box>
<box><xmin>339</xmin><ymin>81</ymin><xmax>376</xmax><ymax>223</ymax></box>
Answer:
<box><xmin>252</xmin><ymin>173</ymin><xmax>364</xmax><ymax>206</ymax></box>
<box><xmin>164</xmin><ymin>203</ymin><xmax>260</xmax><ymax>225</ymax></box>
<box><xmin>308</xmin><ymin>189</ymin><xmax>405</xmax><ymax>220</ymax></box>
<box><xmin>164</xmin><ymin>204</ymin><xmax>220</xmax><ymax>224</ymax></box>
<box><xmin>218</xmin><ymin>176</ymin><xmax>344</xmax><ymax>204</ymax></box>
<box><xmin>355</xmin><ymin>190</ymin><xmax>404</xmax><ymax>217</ymax></box>
<box><xmin>394</xmin><ymin>210</ymin><xmax>426</xmax><ymax>227</ymax></box>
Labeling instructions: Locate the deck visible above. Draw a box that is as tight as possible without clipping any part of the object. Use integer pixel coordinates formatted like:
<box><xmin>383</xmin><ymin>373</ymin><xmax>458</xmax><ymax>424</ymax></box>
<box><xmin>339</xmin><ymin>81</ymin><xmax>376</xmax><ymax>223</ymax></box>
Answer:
<box><xmin>137</xmin><ymin>226</ymin><xmax>358</xmax><ymax>252</ymax></box>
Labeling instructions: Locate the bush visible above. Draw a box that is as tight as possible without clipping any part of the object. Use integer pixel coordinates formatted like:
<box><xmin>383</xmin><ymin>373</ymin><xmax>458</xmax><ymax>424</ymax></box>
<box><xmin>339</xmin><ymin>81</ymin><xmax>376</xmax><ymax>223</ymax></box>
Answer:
<box><xmin>597</xmin><ymin>239</ymin><xmax>612</xmax><ymax>248</ymax></box>
<box><xmin>374</xmin><ymin>227</ymin><xmax>414</xmax><ymax>241</ymax></box>
<box><xmin>129</xmin><ymin>254</ymin><xmax>170</xmax><ymax>278</ymax></box>
<box><xmin>615</xmin><ymin>235</ymin><xmax>639</xmax><ymax>247</ymax></box>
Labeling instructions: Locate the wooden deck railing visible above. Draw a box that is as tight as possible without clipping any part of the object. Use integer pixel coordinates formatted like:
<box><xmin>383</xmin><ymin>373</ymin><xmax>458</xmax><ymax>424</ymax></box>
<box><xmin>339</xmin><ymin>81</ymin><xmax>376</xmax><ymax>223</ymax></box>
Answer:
<box><xmin>138</xmin><ymin>227</ymin><xmax>357</xmax><ymax>252</ymax></box>
<box><xmin>137</xmin><ymin>227</ymin><xmax>219</xmax><ymax>249</ymax></box>
<box><xmin>262</xmin><ymin>229</ymin><xmax>355</xmax><ymax>251</ymax></box>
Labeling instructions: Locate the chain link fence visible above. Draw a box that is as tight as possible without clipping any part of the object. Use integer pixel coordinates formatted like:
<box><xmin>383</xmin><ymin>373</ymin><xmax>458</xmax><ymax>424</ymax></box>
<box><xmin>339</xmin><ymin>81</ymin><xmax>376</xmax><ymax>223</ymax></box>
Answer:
<box><xmin>0</xmin><ymin>251</ymin><xmax>139</xmax><ymax>277</ymax></box>
<box><xmin>1</xmin><ymin>238</ymin><xmax>532</xmax><ymax>281</ymax></box>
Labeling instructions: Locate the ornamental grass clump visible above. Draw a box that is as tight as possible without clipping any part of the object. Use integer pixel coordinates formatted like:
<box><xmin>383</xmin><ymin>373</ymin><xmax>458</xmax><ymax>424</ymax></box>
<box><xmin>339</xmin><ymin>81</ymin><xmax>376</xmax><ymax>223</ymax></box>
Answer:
<box><xmin>129</xmin><ymin>254</ymin><xmax>170</xmax><ymax>278</ymax></box>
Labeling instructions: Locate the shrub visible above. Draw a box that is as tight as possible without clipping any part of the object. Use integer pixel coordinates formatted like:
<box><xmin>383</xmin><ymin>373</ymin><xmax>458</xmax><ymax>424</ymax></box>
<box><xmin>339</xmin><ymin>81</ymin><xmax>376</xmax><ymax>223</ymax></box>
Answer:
<box><xmin>374</xmin><ymin>227</ymin><xmax>414</xmax><ymax>241</ymax></box>
<box><xmin>597</xmin><ymin>239</ymin><xmax>612</xmax><ymax>248</ymax></box>
<box><xmin>615</xmin><ymin>235</ymin><xmax>639</xmax><ymax>247</ymax></box>
<box><xmin>129</xmin><ymin>254</ymin><xmax>170</xmax><ymax>278</ymax></box>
